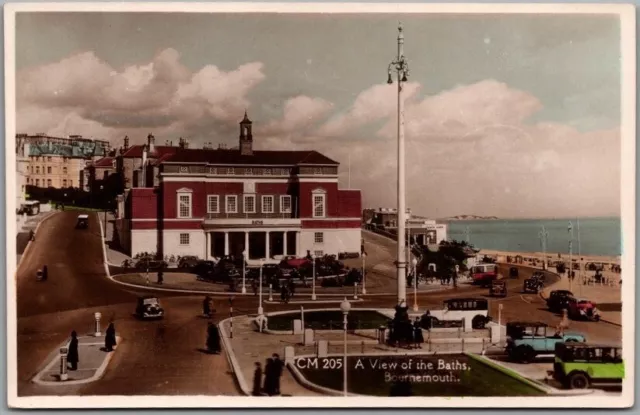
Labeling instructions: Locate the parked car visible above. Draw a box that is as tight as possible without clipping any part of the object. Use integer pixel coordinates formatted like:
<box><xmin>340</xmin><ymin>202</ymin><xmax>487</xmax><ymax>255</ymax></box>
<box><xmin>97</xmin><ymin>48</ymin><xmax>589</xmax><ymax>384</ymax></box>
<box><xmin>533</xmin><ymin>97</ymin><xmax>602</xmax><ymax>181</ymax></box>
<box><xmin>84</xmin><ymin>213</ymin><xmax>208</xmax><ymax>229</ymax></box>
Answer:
<box><xmin>178</xmin><ymin>256</ymin><xmax>200</xmax><ymax>269</ymax></box>
<box><xmin>523</xmin><ymin>275</ymin><xmax>544</xmax><ymax>293</ymax></box>
<box><xmin>567</xmin><ymin>298</ymin><xmax>601</xmax><ymax>322</ymax></box>
<box><xmin>194</xmin><ymin>261</ymin><xmax>217</xmax><ymax>281</ymax></box>
<box><xmin>509</xmin><ymin>267</ymin><xmax>519</xmax><ymax>279</ymax></box>
<box><xmin>135</xmin><ymin>296</ymin><xmax>165</xmax><ymax>320</ymax></box>
<box><xmin>505</xmin><ymin>322</ymin><xmax>586</xmax><ymax>363</ymax></box>
<box><xmin>552</xmin><ymin>343</ymin><xmax>623</xmax><ymax>389</ymax></box>
<box><xmin>546</xmin><ymin>290</ymin><xmax>575</xmax><ymax>313</ymax></box>
<box><xmin>489</xmin><ymin>280</ymin><xmax>507</xmax><ymax>297</ymax></box>
<box><xmin>427</xmin><ymin>298</ymin><xmax>491</xmax><ymax>330</ymax></box>
<box><xmin>135</xmin><ymin>258</ymin><xmax>168</xmax><ymax>271</ymax></box>
<box><xmin>76</xmin><ymin>214</ymin><xmax>89</xmax><ymax>229</ymax></box>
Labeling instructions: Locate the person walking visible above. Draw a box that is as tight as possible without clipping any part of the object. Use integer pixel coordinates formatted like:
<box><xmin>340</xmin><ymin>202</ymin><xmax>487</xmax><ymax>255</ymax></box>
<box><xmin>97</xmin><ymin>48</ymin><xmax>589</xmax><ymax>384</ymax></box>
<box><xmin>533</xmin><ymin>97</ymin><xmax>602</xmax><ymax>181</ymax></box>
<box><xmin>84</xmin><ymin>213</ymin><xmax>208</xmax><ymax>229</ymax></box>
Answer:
<box><xmin>203</xmin><ymin>296</ymin><xmax>212</xmax><ymax>317</ymax></box>
<box><xmin>556</xmin><ymin>309</ymin><xmax>570</xmax><ymax>337</ymax></box>
<box><xmin>288</xmin><ymin>278</ymin><xmax>295</xmax><ymax>298</ymax></box>
<box><xmin>413</xmin><ymin>317</ymin><xmax>424</xmax><ymax>349</ymax></box>
<box><xmin>251</xmin><ymin>279</ymin><xmax>258</xmax><ymax>296</ymax></box>
<box><xmin>272</xmin><ymin>353</ymin><xmax>284</xmax><ymax>395</ymax></box>
<box><xmin>263</xmin><ymin>357</ymin><xmax>275</xmax><ymax>396</ymax></box>
<box><xmin>67</xmin><ymin>331</ymin><xmax>79</xmax><ymax>371</ymax></box>
<box><xmin>105</xmin><ymin>321</ymin><xmax>117</xmax><ymax>352</ymax></box>
<box><xmin>206</xmin><ymin>322</ymin><xmax>221</xmax><ymax>354</ymax></box>
<box><xmin>252</xmin><ymin>362</ymin><xmax>263</xmax><ymax>396</ymax></box>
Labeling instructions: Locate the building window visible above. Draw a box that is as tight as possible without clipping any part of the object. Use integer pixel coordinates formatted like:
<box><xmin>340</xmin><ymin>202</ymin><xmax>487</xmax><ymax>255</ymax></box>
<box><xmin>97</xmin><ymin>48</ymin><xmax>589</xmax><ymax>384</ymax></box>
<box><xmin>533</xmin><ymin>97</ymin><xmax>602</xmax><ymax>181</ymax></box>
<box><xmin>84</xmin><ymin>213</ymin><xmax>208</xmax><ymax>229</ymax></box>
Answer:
<box><xmin>244</xmin><ymin>195</ymin><xmax>256</xmax><ymax>213</ymax></box>
<box><xmin>313</xmin><ymin>194</ymin><xmax>326</xmax><ymax>218</ymax></box>
<box><xmin>36</xmin><ymin>179</ymin><xmax>40</xmax><ymax>186</ymax></box>
<box><xmin>314</xmin><ymin>232</ymin><xmax>324</xmax><ymax>244</ymax></box>
<box><xmin>69</xmin><ymin>180</ymin><xmax>73</xmax><ymax>187</ymax></box>
<box><xmin>62</xmin><ymin>179</ymin><xmax>67</xmax><ymax>187</ymax></box>
<box><xmin>226</xmin><ymin>195</ymin><xmax>238</xmax><ymax>213</ymax></box>
<box><xmin>36</xmin><ymin>166</ymin><xmax>40</xmax><ymax>174</ymax></box>
<box><xmin>179</xmin><ymin>233</ymin><xmax>190</xmax><ymax>245</ymax></box>
<box><xmin>47</xmin><ymin>179</ymin><xmax>52</xmax><ymax>187</ymax></box>
<box><xmin>261</xmin><ymin>195</ymin><xmax>274</xmax><ymax>213</ymax></box>
<box><xmin>226</xmin><ymin>168</ymin><xmax>235</xmax><ymax>175</ymax></box>
<box><xmin>178</xmin><ymin>193</ymin><xmax>192</xmax><ymax>218</ymax></box>
<box><xmin>314</xmin><ymin>250</ymin><xmax>324</xmax><ymax>257</ymax></box>
<box><xmin>280</xmin><ymin>195</ymin><xmax>292</xmax><ymax>213</ymax></box>
<box><xmin>63</xmin><ymin>167</ymin><xmax>67</xmax><ymax>174</ymax></box>
<box><xmin>207</xmin><ymin>195</ymin><xmax>219</xmax><ymax>213</ymax></box>
<box><xmin>244</xmin><ymin>168</ymin><xmax>253</xmax><ymax>175</ymax></box>
<box><xmin>47</xmin><ymin>166</ymin><xmax>52</xmax><ymax>174</ymax></box>
<box><xmin>47</xmin><ymin>156</ymin><xmax>52</xmax><ymax>162</ymax></box>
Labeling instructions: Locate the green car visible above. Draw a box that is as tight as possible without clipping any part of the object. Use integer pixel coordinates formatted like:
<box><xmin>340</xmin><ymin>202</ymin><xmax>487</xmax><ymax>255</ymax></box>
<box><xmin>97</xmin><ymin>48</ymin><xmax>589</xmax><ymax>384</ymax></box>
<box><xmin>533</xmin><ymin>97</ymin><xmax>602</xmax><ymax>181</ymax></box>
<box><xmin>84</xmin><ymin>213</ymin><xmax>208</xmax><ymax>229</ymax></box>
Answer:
<box><xmin>553</xmin><ymin>342</ymin><xmax>624</xmax><ymax>389</ymax></box>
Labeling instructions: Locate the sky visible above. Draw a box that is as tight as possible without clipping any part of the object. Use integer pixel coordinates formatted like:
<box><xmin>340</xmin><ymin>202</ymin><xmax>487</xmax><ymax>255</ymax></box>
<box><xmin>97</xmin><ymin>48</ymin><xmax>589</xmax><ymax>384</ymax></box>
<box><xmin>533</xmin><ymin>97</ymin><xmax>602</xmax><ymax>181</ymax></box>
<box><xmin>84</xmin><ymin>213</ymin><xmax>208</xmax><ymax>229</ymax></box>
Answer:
<box><xmin>14</xmin><ymin>12</ymin><xmax>623</xmax><ymax>218</ymax></box>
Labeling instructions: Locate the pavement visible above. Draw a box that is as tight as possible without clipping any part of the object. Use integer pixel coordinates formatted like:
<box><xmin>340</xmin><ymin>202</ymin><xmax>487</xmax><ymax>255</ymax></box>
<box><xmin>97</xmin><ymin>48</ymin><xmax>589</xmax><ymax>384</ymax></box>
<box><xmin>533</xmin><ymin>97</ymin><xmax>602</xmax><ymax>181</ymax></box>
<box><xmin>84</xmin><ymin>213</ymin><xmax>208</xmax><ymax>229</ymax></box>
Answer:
<box><xmin>16</xmin><ymin>210</ymin><xmax>57</xmax><ymax>266</ymax></box>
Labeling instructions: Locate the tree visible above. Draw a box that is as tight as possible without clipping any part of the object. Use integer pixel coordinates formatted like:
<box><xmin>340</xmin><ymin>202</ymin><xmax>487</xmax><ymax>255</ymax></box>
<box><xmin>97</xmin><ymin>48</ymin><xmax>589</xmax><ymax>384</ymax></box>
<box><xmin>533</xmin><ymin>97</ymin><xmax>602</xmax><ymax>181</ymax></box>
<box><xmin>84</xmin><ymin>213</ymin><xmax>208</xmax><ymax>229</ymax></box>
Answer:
<box><xmin>414</xmin><ymin>240</ymin><xmax>478</xmax><ymax>278</ymax></box>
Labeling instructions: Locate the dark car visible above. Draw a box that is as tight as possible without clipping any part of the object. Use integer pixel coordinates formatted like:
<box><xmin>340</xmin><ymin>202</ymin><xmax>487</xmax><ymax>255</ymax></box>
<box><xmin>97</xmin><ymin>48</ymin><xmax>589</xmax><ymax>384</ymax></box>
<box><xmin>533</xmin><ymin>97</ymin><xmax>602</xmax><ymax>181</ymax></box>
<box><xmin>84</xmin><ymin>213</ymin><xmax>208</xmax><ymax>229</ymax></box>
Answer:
<box><xmin>178</xmin><ymin>256</ymin><xmax>200</xmax><ymax>269</ymax></box>
<box><xmin>490</xmin><ymin>280</ymin><xmax>508</xmax><ymax>297</ymax></box>
<box><xmin>509</xmin><ymin>267</ymin><xmax>519</xmax><ymax>279</ymax></box>
<box><xmin>76</xmin><ymin>214</ymin><xmax>89</xmax><ymax>229</ymax></box>
<box><xmin>546</xmin><ymin>290</ymin><xmax>575</xmax><ymax>313</ymax></box>
<box><xmin>135</xmin><ymin>258</ymin><xmax>168</xmax><ymax>271</ymax></box>
<box><xmin>135</xmin><ymin>296</ymin><xmax>164</xmax><ymax>320</ymax></box>
<box><xmin>194</xmin><ymin>261</ymin><xmax>217</xmax><ymax>281</ymax></box>
<box><xmin>523</xmin><ymin>274</ymin><xmax>544</xmax><ymax>293</ymax></box>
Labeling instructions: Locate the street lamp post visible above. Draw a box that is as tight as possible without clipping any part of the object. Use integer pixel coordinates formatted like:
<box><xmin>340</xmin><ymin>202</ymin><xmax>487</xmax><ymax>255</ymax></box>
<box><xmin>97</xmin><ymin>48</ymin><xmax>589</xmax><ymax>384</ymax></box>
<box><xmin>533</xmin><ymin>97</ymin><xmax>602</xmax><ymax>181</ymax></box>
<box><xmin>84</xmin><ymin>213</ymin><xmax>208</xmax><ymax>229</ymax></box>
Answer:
<box><xmin>361</xmin><ymin>252</ymin><xmax>367</xmax><ymax>295</ymax></box>
<box><xmin>568</xmin><ymin>222</ymin><xmax>574</xmax><ymax>292</ymax></box>
<box><xmin>464</xmin><ymin>226</ymin><xmax>470</xmax><ymax>244</ymax></box>
<box><xmin>387</xmin><ymin>23</ymin><xmax>410</xmax><ymax>304</ymax></box>
<box><xmin>412</xmin><ymin>258</ymin><xmax>418</xmax><ymax>312</ymax></box>
<box><xmin>241</xmin><ymin>250</ymin><xmax>247</xmax><ymax>294</ymax></box>
<box><xmin>538</xmin><ymin>226</ymin><xmax>549</xmax><ymax>270</ymax></box>
<box><xmin>311</xmin><ymin>254</ymin><xmax>317</xmax><ymax>301</ymax></box>
<box><xmin>340</xmin><ymin>298</ymin><xmax>351</xmax><ymax>397</ymax></box>
<box><xmin>258</xmin><ymin>259</ymin><xmax>264</xmax><ymax>317</ymax></box>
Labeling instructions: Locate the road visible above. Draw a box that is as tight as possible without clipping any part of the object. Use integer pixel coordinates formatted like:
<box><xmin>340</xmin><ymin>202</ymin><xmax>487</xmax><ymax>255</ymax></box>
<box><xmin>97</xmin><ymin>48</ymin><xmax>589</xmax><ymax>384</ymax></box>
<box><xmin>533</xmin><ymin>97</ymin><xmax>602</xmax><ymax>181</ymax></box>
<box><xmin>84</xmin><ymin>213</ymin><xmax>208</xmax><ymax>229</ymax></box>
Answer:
<box><xmin>15</xmin><ymin>213</ymin><xmax>621</xmax><ymax>396</ymax></box>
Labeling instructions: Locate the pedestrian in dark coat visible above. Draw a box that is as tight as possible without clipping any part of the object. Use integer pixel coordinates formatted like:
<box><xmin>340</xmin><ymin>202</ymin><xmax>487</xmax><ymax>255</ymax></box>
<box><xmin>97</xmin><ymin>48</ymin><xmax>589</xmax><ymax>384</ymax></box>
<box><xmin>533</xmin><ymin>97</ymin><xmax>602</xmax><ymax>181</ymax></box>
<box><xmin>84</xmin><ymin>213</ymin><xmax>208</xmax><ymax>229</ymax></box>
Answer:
<box><xmin>413</xmin><ymin>318</ymin><xmax>424</xmax><ymax>349</ymax></box>
<box><xmin>206</xmin><ymin>323</ymin><xmax>221</xmax><ymax>354</ymax></box>
<box><xmin>263</xmin><ymin>358</ymin><xmax>275</xmax><ymax>395</ymax></box>
<box><xmin>272</xmin><ymin>353</ymin><xmax>284</xmax><ymax>395</ymax></box>
<box><xmin>67</xmin><ymin>330</ymin><xmax>79</xmax><ymax>370</ymax></box>
<box><xmin>252</xmin><ymin>362</ymin><xmax>263</xmax><ymax>396</ymax></box>
<box><xmin>105</xmin><ymin>322</ymin><xmax>117</xmax><ymax>352</ymax></box>
<box><xmin>288</xmin><ymin>278</ymin><xmax>295</xmax><ymax>297</ymax></box>
<box><xmin>203</xmin><ymin>296</ymin><xmax>211</xmax><ymax>317</ymax></box>
<box><xmin>42</xmin><ymin>265</ymin><xmax>48</xmax><ymax>281</ymax></box>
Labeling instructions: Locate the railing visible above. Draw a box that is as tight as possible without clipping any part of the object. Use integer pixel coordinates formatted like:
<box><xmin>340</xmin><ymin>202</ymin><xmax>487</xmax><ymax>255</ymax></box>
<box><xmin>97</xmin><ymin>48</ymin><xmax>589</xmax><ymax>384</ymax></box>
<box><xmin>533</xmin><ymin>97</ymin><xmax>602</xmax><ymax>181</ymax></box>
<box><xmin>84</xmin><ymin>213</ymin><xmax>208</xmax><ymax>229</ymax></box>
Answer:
<box><xmin>205</xmin><ymin>212</ymin><xmax>297</xmax><ymax>220</ymax></box>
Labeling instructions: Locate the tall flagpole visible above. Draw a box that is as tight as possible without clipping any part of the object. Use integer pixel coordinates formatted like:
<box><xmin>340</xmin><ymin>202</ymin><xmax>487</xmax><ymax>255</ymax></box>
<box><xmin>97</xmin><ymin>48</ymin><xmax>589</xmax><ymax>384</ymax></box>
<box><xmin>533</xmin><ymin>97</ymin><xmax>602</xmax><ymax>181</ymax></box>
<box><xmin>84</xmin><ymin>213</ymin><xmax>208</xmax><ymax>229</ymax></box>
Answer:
<box><xmin>577</xmin><ymin>218</ymin><xmax>582</xmax><ymax>294</ymax></box>
<box><xmin>348</xmin><ymin>152</ymin><xmax>351</xmax><ymax>189</ymax></box>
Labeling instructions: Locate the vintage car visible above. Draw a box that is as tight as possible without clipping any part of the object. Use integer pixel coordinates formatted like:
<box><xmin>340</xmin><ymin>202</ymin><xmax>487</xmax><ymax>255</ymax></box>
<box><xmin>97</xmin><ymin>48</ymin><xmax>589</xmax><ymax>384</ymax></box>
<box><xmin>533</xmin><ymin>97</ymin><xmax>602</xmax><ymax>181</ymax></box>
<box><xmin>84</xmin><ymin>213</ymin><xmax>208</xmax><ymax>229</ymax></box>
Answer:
<box><xmin>135</xmin><ymin>258</ymin><xmax>168</xmax><ymax>271</ymax></box>
<box><xmin>426</xmin><ymin>298</ymin><xmax>491</xmax><ymax>330</ymax></box>
<box><xmin>135</xmin><ymin>296</ymin><xmax>165</xmax><ymax>320</ymax></box>
<box><xmin>546</xmin><ymin>290</ymin><xmax>575</xmax><ymax>313</ymax></box>
<box><xmin>567</xmin><ymin>298</ymin><xmax>601</xmax><ymax>322</ymax></box>
<box><xmin>178</xmin><ymin>256</ymin><xmax>200</xmax><ymax>269</ymax></box>
<box><xmin>194</xmin><ymin>261</ymin><xmax>216</xmax><ymax>281</ymax></box>
<box><xmin>552</xmin><ymin>343</ymin><xmax>623</xmax><ymax>389</ymax></box>
<box><xmin>76</xmin><ymin>214</ymin><xmax>89</xmax><ymax>229</ymax></box>
<box><xmin>523</xmin><ymin>274</ymin><xmax>544</xmax><ymax>293</ymax></box>
<box><xmin>505</xmin><ymin>322</ymin><xmax>586</xmax><ymax>363</ymax></box>
<box><xmin>509</xmin><ymin>267</ymin><xmax>519</xmax><ymax>279</ymax></box>
<box><xmin>489</xmin><ymin>280</ymin><xmax>507</xmax><ymax>297</ymax></box>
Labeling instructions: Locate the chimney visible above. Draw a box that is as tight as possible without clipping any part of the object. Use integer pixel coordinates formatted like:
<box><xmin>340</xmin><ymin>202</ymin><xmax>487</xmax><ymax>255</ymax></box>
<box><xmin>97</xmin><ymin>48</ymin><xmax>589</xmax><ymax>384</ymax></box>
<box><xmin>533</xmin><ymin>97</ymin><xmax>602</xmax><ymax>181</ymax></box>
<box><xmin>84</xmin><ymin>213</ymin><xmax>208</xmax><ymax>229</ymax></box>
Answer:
<box><xmin>142</xmin><ymin>145</ymin><xmax>148</xmax><ymax>187</ymax></box>
<box><xmin>123</xmin><ymin>135</ymin><xmax>130</xmax><ymax>150</ymax></box>
<box><xmin>147</xmin><ymin>133</ymin><xmax>155</xmax><ymax>153</ymax></box>
<box><xmin>239</xmin><ymin>111</ymin><xmax>253</xmax><ymax>156</ymax></box>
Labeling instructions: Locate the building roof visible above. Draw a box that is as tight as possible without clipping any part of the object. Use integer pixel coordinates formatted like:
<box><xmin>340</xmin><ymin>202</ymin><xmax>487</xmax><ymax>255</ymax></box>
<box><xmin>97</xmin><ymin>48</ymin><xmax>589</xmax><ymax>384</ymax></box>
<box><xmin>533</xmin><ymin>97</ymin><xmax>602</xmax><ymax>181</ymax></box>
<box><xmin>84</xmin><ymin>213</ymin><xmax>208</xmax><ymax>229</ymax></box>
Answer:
<box><xmin>24</xmin><ymin>135</ymin><xmax>109</xmax><ymax>158</ymax></box>
<box><xmin>161</xmin><ymin>148</ymin><xmax>339</xmax><ymax>166</ymax></box>
<box><xmin>121</xmin><ymin>145</ymin><xmax>178</xmax><ymax>159</ymax></box>
<box><xmin>93</xmin><ymin>157</ymin><xmax>115</xmax><ymax>168</ymax></box>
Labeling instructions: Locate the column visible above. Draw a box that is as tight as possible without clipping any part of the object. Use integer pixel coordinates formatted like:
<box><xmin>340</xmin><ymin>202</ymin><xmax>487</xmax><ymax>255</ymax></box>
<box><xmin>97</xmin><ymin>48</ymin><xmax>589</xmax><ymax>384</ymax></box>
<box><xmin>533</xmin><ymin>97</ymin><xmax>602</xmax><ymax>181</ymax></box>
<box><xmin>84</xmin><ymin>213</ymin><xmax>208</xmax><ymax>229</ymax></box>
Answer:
<box><xmin>244</xmin><ymin>231</ymin><xmax>249</xmax><ymax>259</ymax></box>
<box><xmin>265</xmin><ymin>231</ymin><xmax>271</xmax><ymax>259</ymax></box>
<box><xmin>224</xmin><ymin>231</ymin><xmax>229</xmax><ymax>256</ymax></box>
<box><xmin>283</xmin><ymin>231</ymin><xmax>288</xmax><ymax>256</ymax></box>
<box><xmin>205</xmin><ymin>232</ymin><xmax>211</xmax><ymax>260</ymax></box>
<box><xmin>296</xmin><ymin>231</ymin><xmax>301</xmax><ymax>258</ymax></box>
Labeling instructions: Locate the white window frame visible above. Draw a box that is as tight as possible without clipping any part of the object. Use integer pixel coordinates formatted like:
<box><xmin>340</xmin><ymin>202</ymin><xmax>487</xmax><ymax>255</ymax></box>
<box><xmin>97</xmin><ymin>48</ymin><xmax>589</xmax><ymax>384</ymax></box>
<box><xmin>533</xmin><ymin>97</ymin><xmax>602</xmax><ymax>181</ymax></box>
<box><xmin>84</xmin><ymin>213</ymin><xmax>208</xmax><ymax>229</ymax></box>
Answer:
<box><xmin>280</xmin><ymin>195</ymin><xmax>292</xmax><ymax>213</ymax></box>
<box><xmin>314</xmin><ymin>250</ymin><xmax>324</xmax><ymax>257</ymax></box>
<box><xmin>262</xmin><ymin>195</ymin><xmax>274</xmax><ymax>213</ymax></box>
<box><xmin>179</xmin><ymin>233</ymin><xmax>190</xmax><ymax>245</ymax></box>
<box><xmin>244</xmin><ymin>195</ymin><xmax>256</xmax><ymax>213</ymax></box>
<box><xmin>226</xmin><ymin>195</ymin><xmax>238</xmax><ymax>214</ymax></box>
<box><xmin>177</xmin><ymin>191</ymin><xmax>193</xmax><ymax>218</ymax></box>
<box><xmin>312</xmin><ymin>190</ymin><xmax>326</xmax><ymax>218</ymax></box>
<box><xmin>314</xmin><ymin>232</ymin><xmax>324</xmax><ymax>244</ymax></box>
<box><xmin>207</xmin><ymin>195</ymin><xmax>220</xmax><ymax>214</ymax></box>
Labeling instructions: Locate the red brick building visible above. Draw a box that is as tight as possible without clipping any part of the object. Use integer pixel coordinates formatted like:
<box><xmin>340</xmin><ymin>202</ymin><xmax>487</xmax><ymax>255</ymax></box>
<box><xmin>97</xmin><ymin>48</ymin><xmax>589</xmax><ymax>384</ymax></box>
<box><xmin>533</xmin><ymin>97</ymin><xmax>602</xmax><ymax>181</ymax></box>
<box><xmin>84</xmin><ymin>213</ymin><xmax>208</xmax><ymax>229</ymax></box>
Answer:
<box><xmin>115</xmin><ymin>113</ymin><xmax>362</xmax><ymax>262</ymax></box>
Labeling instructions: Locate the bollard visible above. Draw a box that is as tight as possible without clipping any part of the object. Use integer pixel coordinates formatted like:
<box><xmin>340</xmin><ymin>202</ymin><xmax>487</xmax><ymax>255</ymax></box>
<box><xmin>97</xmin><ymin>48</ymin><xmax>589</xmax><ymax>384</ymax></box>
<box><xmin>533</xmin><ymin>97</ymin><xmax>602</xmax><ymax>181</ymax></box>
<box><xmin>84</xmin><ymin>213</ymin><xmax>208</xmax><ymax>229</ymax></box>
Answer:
<box><xmin>353</xmin><ymin>282</ymin><xmax>358</xmax><ymax>300</ymax></box>
<box><xmin>268</xmin><ymin>284</ymin><xmax>273</xmax><ymax>302</ymax></box>
<box><xmin>361</xmin><ymin>340</ymin><xmax>365</xmax><ymax>354</ymax></box>
<box><xmin>94</xmin><ymin>312</ymin><xmax>102</xmax><ymax>337</ymax></box>
<box><xmin>59</xmin><ymin>347</ymin><xmax>69</xmax><ymax>381</ymax></box>
<box><xmin>461</xmin><ymin>337</ymin><xmax>465</xmax><ymax>352</ymax></box>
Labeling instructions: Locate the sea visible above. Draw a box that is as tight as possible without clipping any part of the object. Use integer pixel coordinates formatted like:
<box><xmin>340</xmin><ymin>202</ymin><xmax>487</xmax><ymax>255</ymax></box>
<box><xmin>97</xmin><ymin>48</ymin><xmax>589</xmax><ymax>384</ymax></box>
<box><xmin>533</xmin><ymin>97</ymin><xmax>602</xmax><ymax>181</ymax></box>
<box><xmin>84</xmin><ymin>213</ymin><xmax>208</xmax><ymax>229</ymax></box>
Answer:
<box><xmin>446</xmin><ymin>217</ymin><xmax>622</xmax><ymax>257</ymax></box>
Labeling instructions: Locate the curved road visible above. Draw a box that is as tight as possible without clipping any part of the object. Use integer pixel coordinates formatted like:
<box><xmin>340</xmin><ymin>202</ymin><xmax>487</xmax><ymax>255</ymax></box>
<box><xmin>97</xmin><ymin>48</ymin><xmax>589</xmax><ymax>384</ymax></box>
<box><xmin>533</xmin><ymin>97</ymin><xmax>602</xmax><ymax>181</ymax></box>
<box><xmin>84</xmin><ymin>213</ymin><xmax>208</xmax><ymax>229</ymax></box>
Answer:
<box><xmin>15</xmin><ymin>212</ymin><xmax>620</xmax><ymax>397</ymax></box>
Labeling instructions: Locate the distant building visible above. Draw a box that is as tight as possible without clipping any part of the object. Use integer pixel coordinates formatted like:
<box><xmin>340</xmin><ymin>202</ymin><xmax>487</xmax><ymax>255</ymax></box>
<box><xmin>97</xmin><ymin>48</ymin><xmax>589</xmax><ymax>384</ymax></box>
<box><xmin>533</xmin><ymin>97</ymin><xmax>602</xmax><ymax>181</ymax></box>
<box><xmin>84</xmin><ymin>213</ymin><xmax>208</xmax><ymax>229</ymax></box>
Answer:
<box><xmin>366</xmin><ymin>207</ymin><xmax>447</xmax><ymax>245</ymax></box>
<box><xmin>15</xmin><ymin>138</ymin><xmax>30</xmax><ymax>206</ymax></box>
<box><xmin>17</xmin><ymin>133</ymin><xmax>110</xmax><ymax>189</ymax></box>
<box><xmin>114</xmin><ymin>113</ymin><xmax>362</xmax><ymax>261</ymax></box>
